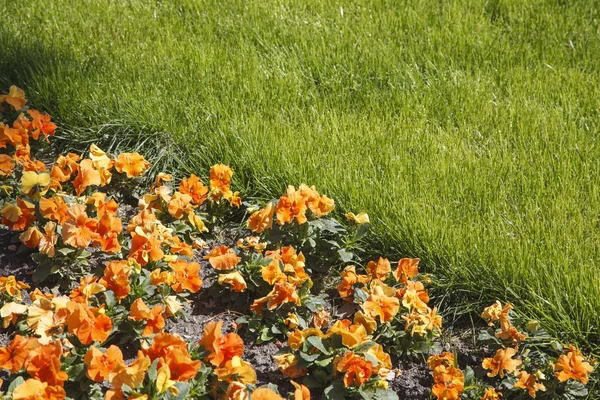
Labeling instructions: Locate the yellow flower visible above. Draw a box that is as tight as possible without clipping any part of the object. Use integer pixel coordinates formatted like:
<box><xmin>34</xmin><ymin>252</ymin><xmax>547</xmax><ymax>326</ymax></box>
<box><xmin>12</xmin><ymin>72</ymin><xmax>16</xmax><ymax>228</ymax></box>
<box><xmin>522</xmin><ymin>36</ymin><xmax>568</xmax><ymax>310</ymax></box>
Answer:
<box><xmin>345</xmin><ymin>212</ymin><xmax>370</xmax><ymax>224</ymax></box>
<box><xmin>21</xmin><ymin>171</ymin><xmax>51</xmax><ymax>198</ymax></box>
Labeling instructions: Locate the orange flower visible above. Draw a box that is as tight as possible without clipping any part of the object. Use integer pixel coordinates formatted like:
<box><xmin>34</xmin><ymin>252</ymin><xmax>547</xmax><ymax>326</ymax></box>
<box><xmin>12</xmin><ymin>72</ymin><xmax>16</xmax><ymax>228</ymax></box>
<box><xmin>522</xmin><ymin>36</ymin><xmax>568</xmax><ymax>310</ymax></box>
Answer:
<box><xmin>26</xmin><ymin>342</ymin><xmax>69</xmax><ymax>386</ymax></box>
<box><xmin>251</xmin><ymin>388</ymin><xmax>283</xmax><ymax>400</ymax></box>
<box><xmin>169</xmin><ymin>236</ymin><xmax>194</xmax><ymax>257</ymax></box>
<box><xmin>481</xmin><ymin>301</ymin><xmax>502</xmax><ymax>326</ymax></box>
<box><xmin>86</xmin><ymin>192</ymin><xmax>118</xmax><ymax>218</ymax></box>
<box><xmin>335</xmin><ymin>352</ymin><xmax>373</xmax><ymax>387</ymax></box>
<box><xmin>365</xmin><ymin>257</ymin><xmax>391</xmax><ymax>280</ymax></box>
<box><xmin>167</xmin><ymin>192</ymin><xmax>194</xmax><ymax>219</ymax></box>
<box><xmin>0</xmin><ymin>85</ymin><xmax>27</xmax><ymax>111</ymax></box>
<box><xmin>1</xmin><ymin>199</ymin><xmax>35</xmax><ymax>230</ymax></box>
<box><xmin>481</xmin><ymin>387</ymin><xmax>502</xmax><ymax>400</ymax></box>
<box><xmin>0</xmin><ymin>334</ymin><xmax>38</xmax><ymax>373</ymax></box>
<box><xmin>482</xmin><ymin>348</ymin><xmax>522</xmax><ymax>378</ymax></box>
<box><xmin>114</xmin><ymin>152</ymin><xmax>150</xmax><ymax>178</ymax></box>
<box><xmin>12</xmin><ymin>378</ymin><xmax>66</xmax><ymax>400</ymax></box>
<box><xmin>0</xmin><ymin>275</ymin><xmax>30</xmax><ymax>298</ymax></box>
<box><xmin>345</xmin><ymin>212</ymin><xmax>370</xmax><ymax>225</ymax></box>
<box><xmin>89</xmin><ymin>145</ymin><xmax>114</xmax><ymax>185</ymax></box>
<box><xmin>51</xmin><ymin>153</ymin><xmax>81</xmax><ymax>182</ymax></box>
<box><xmin>84</xmin><ymin>345</ymin><xmax>125</xmax><ymax>382</ymax></box>
<box><xmin>39</xmin><ymin>222</ymin><xmax>58</xmax><ymax>257</ymax></box>
<box><xmin>261</xmin><ymin>259</ymin><xmax>287</xmax><ymax>285</ymax></box>
<box><xmin>432</xmin><ymin>366</ymin><xmax>464</xmax><ymax>400</ymax></box>
<box><xmin>554</xmin><ymin>349</ymin><xmax>594</xmax><ymax>384</ymax></box>
<box><xmin>247</xmin><ymin>202</ymin><xmax>275</xmax><ymax>233</ymax></box>
<box><xmin>27</xmin><ymin>109</ymin><xmax>57</xmax><ymax>140</ymax></box>
<box><xmin>62</xmin><ymin>204</ymin><xmax>98</xmax><ymax>248</ymax></box>
<box><xmin>108</xmin><ymin>351</ymin><xmax>151</xmax><ymax>389</ymax></box>
<box><xmin>427</xmin><ymin>352</ymin><xmax>455</xmax><ymax>371</ymax></box>
<box><xmin>72</xmin><ymin>159</ymin><xmax>101</xmax><ymax>196</ymax></box>
<box><xmin>361</xmin><ymin>287</ymin><xmax>400</xmax><ymax>323</ymax></box>
<box><xmin>179</xmin><ymin>174</ymin><xmax>209</xmax><ymax>205</ymax></box>
<box><xmin>291</xmin><ymin>381</ymin><xmax>311</xmax><ymax>400</ymax></box>
<box><xmin>337</xmin><ymin>265</ymin><xmax>371</xmax><ymax>301</ymax></box>
<box><xmin>218</xmin><ymin>271</ymin><xmax>247</xmax><ymax>292</ymax></box>
<box><xmin>273</xmin><ymin>353</ymin><xmax>306</xmax><ymax>378</ymax></box>
<box><xmin>514</xmin><ymin>371</ymin><xmax>546</xmax><ymax>398</ymax></box>
<box><xmin>353</xmin><ymin>310</ymin><xmax>377</xmax><ymax>334</ymax></box>
<box><xmin>209</xmin><ymin>164</ymin><xmax>234</xmax><ymax>194</ymax></box>
<box><xmin>0</xmin><ymin>154</ymin><xmax>15</xmax><ymax>176</ymax></box>
<box><xmin>326</xmin><ymin>320</ymin><xmax>369</xmax><ymax>348</ymax></box>
<box><xmin>128</xmin><ymin>298</ymin><xmax>165</xmax><ymax>337</ymax></box>
<box><xmin>198</xmin><ymin>320</ymin><xmax>245</xmax><ymax>367</ymax></box>
<box><xmin>250</xmin><ymin>282</ymin><xmax>301</xmax><ymax>313</ymax></box>
<box><xmin>1</xmin><ymin>301</ymin><xmax>28</xmax><ymax>328</ymax></box>
<box><xmin>129</xmin><ymin>232</ymin><xmax>165</xmax><ymax>265</ymax></box>
<box><xmin>398</xmin><ymin>281</ymin><xmax>429</xmax><ymax>312</ymax></box>
<box><xmin>66</xmin><ymin>303</ymin><xmax>113</xmax><ymax>345</ymax></box>
<box><xmin>392</xmin><ymin>258</ymin><xmax>419</xmax><ymax>283</ymax></box>
<box><xmin>169</xmin><ymin>259</ymin><xmax>203</xmax><ymax>293</ymax></box>
<box><xmin>162</xmin><ymin>347</ymin><xmax>202</xmax><ymax>382</ymax></box>
<box><xmin>39</xmin><ymin>196</ymin><xmax>68</xmax><ymax>224</ymax></box>
<box><xmin>215</xmin><ymin>356</ymin><xmax>256</xmax><ymax>384</ymax></box>
<box><xmin>94</xmin><ymin>213</ymin><xmax>123</xmax><ymax>252</ymax></box>
<box><xmin>276</xmin><ymin>186</ymin><xmax>307</xmax><ymax>225</ymax></box>
<box><xmin>99</xmin><ymin>260</ymin><xmax>131</xmax><ymax>301</ymax></box>
<box><xmin>312</xmin><ymin>308</ymin><xmax>331</xmax><ymax>329</ymax></box>
<box><xmin>204</xmin><ymin>245</ymin><xmax>241</xmax><ymax>270</ymax></box>
<box><xmin>236</xmin><ymin>236</ymin><xmax>266</xmax><ymax>253</ymax></box>
<box><xmin>19</xmin><ymin>225</ymin><xmax>43</xmax><ymax>248</ymax></box>
<box><xmin>69</xmin><ymin>276</ymin><xmax>106</xmax><ymax>304</ymax></box>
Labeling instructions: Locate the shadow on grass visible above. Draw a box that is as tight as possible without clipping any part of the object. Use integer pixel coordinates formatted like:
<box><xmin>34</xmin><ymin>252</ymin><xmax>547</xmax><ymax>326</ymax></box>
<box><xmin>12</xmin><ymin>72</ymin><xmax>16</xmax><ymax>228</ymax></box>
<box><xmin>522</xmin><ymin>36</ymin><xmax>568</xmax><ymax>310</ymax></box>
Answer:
<box><xmin>0</xmin><ymin>34</ymin><xmax>183</xmax><ymax>176</ymax></box>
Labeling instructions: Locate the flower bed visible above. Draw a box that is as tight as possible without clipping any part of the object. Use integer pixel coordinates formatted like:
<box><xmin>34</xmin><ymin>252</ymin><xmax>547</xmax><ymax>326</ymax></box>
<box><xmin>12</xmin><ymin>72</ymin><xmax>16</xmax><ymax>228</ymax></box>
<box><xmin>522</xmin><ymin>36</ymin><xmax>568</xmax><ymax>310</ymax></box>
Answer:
<box><xmin>0</xmin><ymin>86</ymin><xmax>595</xmax><ymax>399</ymax></box>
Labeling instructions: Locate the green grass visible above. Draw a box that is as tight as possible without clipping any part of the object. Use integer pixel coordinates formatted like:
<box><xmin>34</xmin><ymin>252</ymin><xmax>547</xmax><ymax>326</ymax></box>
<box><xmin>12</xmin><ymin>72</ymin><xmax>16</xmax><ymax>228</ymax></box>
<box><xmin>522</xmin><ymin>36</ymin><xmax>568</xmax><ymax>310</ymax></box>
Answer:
<box><xmin>1</xmin><ymin>0</ymin><xmax>599</xmax><ymax>349</ymax></box>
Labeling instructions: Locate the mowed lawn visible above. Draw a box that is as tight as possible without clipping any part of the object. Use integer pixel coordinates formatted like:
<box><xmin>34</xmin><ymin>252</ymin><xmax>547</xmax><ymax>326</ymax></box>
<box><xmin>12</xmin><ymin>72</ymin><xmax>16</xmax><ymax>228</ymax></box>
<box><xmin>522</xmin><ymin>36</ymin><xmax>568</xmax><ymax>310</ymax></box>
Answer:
<box><xmin>1</xmin><ymin>0</ymin><xmax>599</xmax><ymax>347</ymax></box>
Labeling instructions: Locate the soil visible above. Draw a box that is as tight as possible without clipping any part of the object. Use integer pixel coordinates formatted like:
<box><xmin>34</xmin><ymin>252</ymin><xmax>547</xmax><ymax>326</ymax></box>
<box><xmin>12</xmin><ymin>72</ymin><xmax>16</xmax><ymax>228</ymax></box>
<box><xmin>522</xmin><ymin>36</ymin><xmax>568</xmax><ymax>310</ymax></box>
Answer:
<box><xmin>0</xmin><ymin>221</ymin><xmax>487</xmax><ymax>399</ymax></box>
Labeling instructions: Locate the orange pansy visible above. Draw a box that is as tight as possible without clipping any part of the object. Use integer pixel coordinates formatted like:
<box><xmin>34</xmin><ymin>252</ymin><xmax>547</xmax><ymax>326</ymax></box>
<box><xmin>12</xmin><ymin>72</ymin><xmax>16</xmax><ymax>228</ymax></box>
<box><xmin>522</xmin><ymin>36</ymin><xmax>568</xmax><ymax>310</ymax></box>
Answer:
<box><xmin>99</xmin><ymin>260</ymin><xmax>131</xmax><ymax>301</ymax></box>
<box><xmin>247</xmin><ymin>202</ymin><xmax>275</xmax><ymax>233</ymax></box>
<box><xmin>218</xmin><ymin>271</ymin><xmax>247</xmax><ymax>292</ymax></box>
<box><xmin>337</xmin><ymin>265</ymin><xmax>371</xmax><ymax>301</ymax></box>
<box><xmin>251</xmin><ymin>388</ymin><xmax>283</xmax><ymax>400</ymax></box>
<box><xmin>114</xmin><ymin>152</ymin><xmax>150</xmax><ymax>178</ymax></box>
<box><xmin>276</xmin><ymin>185</ymin><xmax>307</xmax><ymax>225</ymax></box>
<box><xmin>554</xmin><ymin>349</ymin><xmax>594</xmax><ymax>384</ymax></box>
<box><xmin>335</xmin><ymin>352</ymin><xmax>373</xmax><ymax>387</ymax></box>
<box><xmin>84</xmin><ymin>345</ymin><xmax>125</xmax><ymax>382</ymax></box>
<box><xmin>392</xmin><ymin>258</ymin><xmax>420</xmax><ymax>283</ymax></box>
<box><xmin>129</xmin><ymin>232</ymin><xmax>165</xmax><ymax>266</ymax></box>
<box><xmin>209</xmin><ymin>164</ymin><xmax>234</xmax><ymax>195</ymax></box>
<box><xmin>0</xmin><ymin>154</ymin><xmax>15</xmax><ymax>176</ymax></box>
<box><xmin>1</xmin><ymin>199</ymin><xmax>35</xmax><ymax>230</ymax></box>
<box><xmin>39</xmin><ymin>196</ymin><xmax>69</xmax><ymax>224</ymax></box>
<box><xmin>169</xmin><ymin>259</ymin><xmax>203</xmax><ymax>293</ymax></box>
<box><xmin>179</xmin><ymin>174</ymin><xmax>209</xmax><ymax>205</ymax></box>
<box><xmin>27</xmin><ymin>109</ymin><xmax>57</xmax><ymax>140</ymax></box>
<box><xmin>66</xmin><ymin>303</ymin><xmax>112</xmax><ymax>345</ymax></box>
<box><xmin>0</xmin><ymin>334</ymin><xmax>38</xmax><ymax>373</ymax></box>
<box><xmin>214</xmin><ymin>356</ymin><xmax>256</xmax><ymax>384</ymax></box>
<box><xmin>514</xmin><ymin>371</ymin><xmax>546</xmax><ymax>398</ymax></box>
<box><xmin>61</xmin><ymin>204</ymin><xmax>98</xmax><ymax>248</ymax></box>
<box><xmin>482</xmin><ymin>348</ymin><xmax>522</xmax><ymax>378</ymax></box>
<box><xmin>361</xmin><ymin>287</ymin><xmax>400</xmax><ymax>323</ymax></box>
<box><xmin>204</xmin><ymin>245</ymin><xmax>241</xmax><ymax>270</ymax></box>
<box><xmin>365</xmin><ymin>257</ymin><xmax>391</xmax><ymax>280</ymax></box>
<box><xmin>0</xmin><ymin>86</ymin><xmax>27</xmax><ymax>111</ymax></box>
<box><xmin>72</xmin><ymin>159</ymin><xmax>101</xmax><ymax>196</ymax></box>
<box><xmin>250</xmin><ymin>282</ymin><xmax>301</xmax><ymax>313</ymax></box>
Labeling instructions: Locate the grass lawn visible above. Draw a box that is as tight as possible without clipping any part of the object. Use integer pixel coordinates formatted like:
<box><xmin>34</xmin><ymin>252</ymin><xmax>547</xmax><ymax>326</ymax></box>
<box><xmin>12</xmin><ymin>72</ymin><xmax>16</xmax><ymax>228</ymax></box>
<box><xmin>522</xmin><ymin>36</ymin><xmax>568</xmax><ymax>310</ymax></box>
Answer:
<box><xmin>1</xmin><ymin>0</ymin><xmax>599</xmax><ymax>349</ymax></box>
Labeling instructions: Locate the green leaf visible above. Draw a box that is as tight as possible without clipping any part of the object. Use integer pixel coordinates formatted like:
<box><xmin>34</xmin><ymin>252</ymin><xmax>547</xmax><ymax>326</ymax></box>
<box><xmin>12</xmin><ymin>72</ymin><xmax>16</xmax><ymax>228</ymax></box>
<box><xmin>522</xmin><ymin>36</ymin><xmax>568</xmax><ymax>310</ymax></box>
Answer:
<box><xmin>299</xmin><ymin>352</ymin><xmax>320</xmax><ymax>362</ymax></box>
<box><xmin>354</xmin><ymin>287</ymin><xmax>369</xmax><ymax>303</ymax></box>
<box><xmin>353</xmin><ymin>341</ymin><xmax>375</xmax><ymax>353</ymax></box>
<box><xmin>147</xmin><ymin>358</ymin><xmax>159</xmax><ymax>382</ymax></box>
<box><xmin>57</xmin><ymin>247</ymin><xmax>75</xmax><ymax>256</ymax></box>
<box><xmin>355</xmin><ymin>223</ymin><xmax>370</xmax><ymax>240</ymax></box>
<box><xmin>33</xmin><ymin>263</ymin><xmax>52</xmax><ymax>282</ymax></box>
<box><xmin>564</xmin><ymin>381</ymin><xmax>588</xmax><ymax>398</ymax></box>
<box><xmin>104</xmin><ymin>291</ymin><xmax>116</xmax><ymax>308</ymax></box>
<box><xmin>306</xmin><ymin>336</ymin><xmax>331</xmax><ymax>355</ymax></box>
<box><xmin>67</xmin><ymin>363</ymin><xmax>85</xmax><ymax>380</ymax></box>
<box><xmin>8</xmin><ymin>376</ymin><xmax>25</xmax><ymax>392</ymax></box>
<box><xmin>314</xmin><ymin>356</ymin><xmax>335</xmax><ymax>367</ymax></box>
<box><xmin>173</xmin><ymin>382</ymin><xmax>190</xmax><ymax>400</ymax></box>
<box><xmin>324</xmin><ymin>382</ymin><xmax>347</xmax><ymax>400</ymax></box>
<box><xmin>338</xmin><ymin>249</ymin><xmax>354</xmax><ymax>262</ymax></box>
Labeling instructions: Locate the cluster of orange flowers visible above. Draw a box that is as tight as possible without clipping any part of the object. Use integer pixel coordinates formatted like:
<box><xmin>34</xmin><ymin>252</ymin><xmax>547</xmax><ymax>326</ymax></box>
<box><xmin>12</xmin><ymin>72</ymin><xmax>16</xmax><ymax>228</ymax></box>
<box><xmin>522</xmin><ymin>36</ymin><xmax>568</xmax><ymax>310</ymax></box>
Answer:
<box><xmin>337</xmin><ymin>257</ymin><xmax>441</xmax><ymax>336</ymax></box>
<box><xmin>478</xmin><ymin>301</ymin><xmax>595</xmax><ymax>399</ymax></box>
<box><xmin>247</xmin><ymin>184</ymin><xmax>335</xmax><ymax>233</ymax></box>
<box><xmin>427</xmin><ymin>353</ymin><xmax>465</xmax><ymax>400</ymax></box>
<box><xmin>275</xmin><ymin>320</ymin><xmax>393</xmax><ymax>389</ymax></box>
